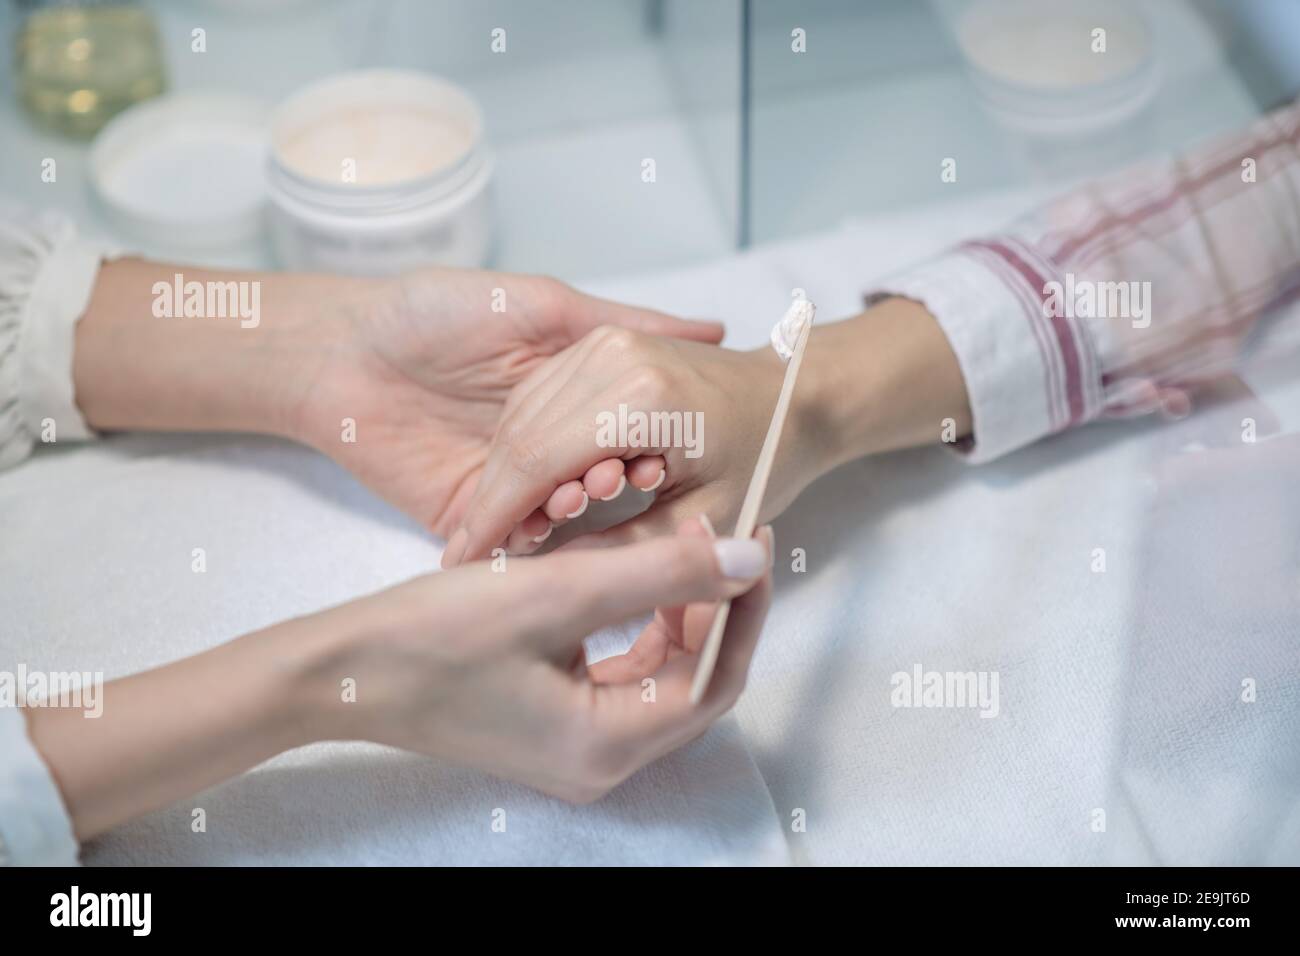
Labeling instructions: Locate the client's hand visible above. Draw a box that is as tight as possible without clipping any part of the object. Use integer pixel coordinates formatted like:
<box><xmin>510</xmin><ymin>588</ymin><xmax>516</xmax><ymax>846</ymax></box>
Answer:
<box><xmin>438</xmin><ymin>296</ymin><xmax>976</xmax><ymax>567</ymax></box>
<box><xmin>440</xmin><ymin>327</ymin><xmax>828</xmax><ymax>567</ymax></box>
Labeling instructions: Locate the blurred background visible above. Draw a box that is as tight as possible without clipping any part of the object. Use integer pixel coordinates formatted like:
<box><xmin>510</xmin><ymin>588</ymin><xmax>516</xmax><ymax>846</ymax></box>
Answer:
<box><xmin>3</xmin><ymin>0</ymin><xmax>1299</xmax><ymax>276</ymax></box>
<box><xmin>3</xmin><ymin>1</ymin><xmax>1298</xmax><ymax>867</ymax></box>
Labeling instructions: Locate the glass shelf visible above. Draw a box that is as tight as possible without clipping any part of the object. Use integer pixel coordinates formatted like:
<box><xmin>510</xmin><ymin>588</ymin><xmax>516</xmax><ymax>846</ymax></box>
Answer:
<box><xmin>1</xmin><ymin>0</ymin><xmax>1295</xmax><ymax>279</ymax></box>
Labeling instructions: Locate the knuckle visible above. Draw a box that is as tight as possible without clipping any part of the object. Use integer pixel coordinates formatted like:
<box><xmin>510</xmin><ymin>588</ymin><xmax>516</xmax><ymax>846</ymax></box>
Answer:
<box><xmin>498</xmin><ymin>414</ymin><xmax>528</xmax><ymax>449</ymax></box>
<box><xmin>592</xmin><ymin>324</ymin><xmax>639</xmax><ymax>356</ymax></box>
<box><xmin>534</xmin><ymin>275</ymin><xmax>571</xmax><ymax>306</ymax></box>
<box><xmin>507</xmin><ymin>435</ymin><xmax>549</xmax><ymax>477</ymax></box>
<box><xmin>624</xmin><ymin>364</ymin><xmax>674</xmax><ymax>402</ymax></box>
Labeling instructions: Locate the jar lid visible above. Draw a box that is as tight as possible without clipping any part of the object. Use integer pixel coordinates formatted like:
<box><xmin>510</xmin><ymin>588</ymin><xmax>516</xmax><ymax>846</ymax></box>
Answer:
<box><xmin>266</xmin><ymin>69</ymin><xmax>489</xmax><ymax>219</ymax></box>
<box><xmin>89</xmin><ymin>92</ymin><xmax>270</xmax><ymax>249</ymax></box>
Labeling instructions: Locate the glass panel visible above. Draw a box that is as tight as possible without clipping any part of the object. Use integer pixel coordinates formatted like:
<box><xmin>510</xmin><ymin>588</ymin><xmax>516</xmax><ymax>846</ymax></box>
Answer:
<box><xmin>744</xmin><ymin>0</ymin><xmax>1291</xmax><ymax>244</ymax></box>
<box><xmin>0</xmin><ymin>0</ymin><xmax>744</xmax><ymax>278</ymax></box>
<box><xmin>297</xmin><ymin>0</ymin><xmax>744</xmax><ymax>277</ymax></box>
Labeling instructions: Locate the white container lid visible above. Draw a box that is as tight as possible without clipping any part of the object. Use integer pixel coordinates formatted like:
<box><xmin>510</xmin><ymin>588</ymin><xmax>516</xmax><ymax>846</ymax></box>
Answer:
<box><xmin>266</xmin><ymin>69</ymin><xmax>489</xmax><ymax>218</ymax></box>
<box><xmin>90</xmin><ymin>92</ymin><xmax>270</xmax><ymax>249</ymax></box>
<box><xmin>955</xmin><ymin>0</ymin><xmax>1157</xmax><ymax>138</ymax></box>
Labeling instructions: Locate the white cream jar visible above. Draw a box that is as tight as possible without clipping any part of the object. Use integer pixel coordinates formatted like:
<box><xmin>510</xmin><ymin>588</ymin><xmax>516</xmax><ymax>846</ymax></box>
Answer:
<box><xmin>266</xmin><ymin>69</ymin><xmax>492</xmax><ymax>275</ymax></box>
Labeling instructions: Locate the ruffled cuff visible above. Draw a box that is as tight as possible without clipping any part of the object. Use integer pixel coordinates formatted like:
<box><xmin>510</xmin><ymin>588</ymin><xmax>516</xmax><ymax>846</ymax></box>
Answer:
<box><xmin>0</xmin><ymin>212</ymin><xmax>118</xmax><ymax>470</ymax></box>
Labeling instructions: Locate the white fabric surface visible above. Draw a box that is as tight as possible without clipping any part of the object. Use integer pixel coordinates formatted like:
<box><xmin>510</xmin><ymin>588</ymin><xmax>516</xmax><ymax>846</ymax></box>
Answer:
<box><xmin>1</xmin><ymin>193</ymin><xmax>1296</xmax><ymax>864</ymax></box>
<box><xmin>0</xmin><ymin>707</ymin><xmax>79</xmax><ymax>866</ymax></box>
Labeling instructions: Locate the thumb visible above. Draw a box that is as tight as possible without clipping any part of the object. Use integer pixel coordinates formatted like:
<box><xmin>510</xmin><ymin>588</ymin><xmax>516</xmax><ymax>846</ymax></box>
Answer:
<box><xmin>526</xmin><ymin>529</ymin><xmax>769</xmax><ymax>653</ymax></box>
<box><xmin>564</xmin><ymin>291</ymin><xmax>725</xmax><ymax>345</ymax></box>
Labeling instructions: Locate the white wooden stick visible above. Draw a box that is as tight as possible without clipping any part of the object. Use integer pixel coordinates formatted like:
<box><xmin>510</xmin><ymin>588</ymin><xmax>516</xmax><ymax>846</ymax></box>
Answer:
<box><xmin>689</xmin><ymin>302</ymin><xmax>816</xmax><ymax>704</ymax></box>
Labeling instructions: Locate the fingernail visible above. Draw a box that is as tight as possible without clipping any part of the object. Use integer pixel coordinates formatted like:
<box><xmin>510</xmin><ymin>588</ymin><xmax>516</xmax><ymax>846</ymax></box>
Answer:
<box><xmin>697</xmin><ymin>513</ymin><xmax>716</xmax><ymax>538</ymax></box>
<box><xmin>714</xmin><ymin>538</ymin><xmax>767</xmax><ymax>579</ymax></box>
<box><xmin>599</xmin><ymin>475</ymin><xmax>627</xmax><ymax>501</ymax></box>
<box><xmin>532</xmin><ymin>522</ymin><xmax>554</xmax><ymax>544</ymax></box>
<box><xmin>642</xmin><ymin>467</ymin><xmax>666</xmax><ymax>492</ymax></box>
<box><xmin>759</xmin><ymin>525</ymin><xmax>775</xmax><ymax>568</ymax></box>
<box><xmin>565</xmin><ymin>492</ymin><xmax>589</xmax><ymax>519</ymax></box>
<box><xmin>441</xmin><ymin>527</ymin><xmax>468</xmax><ymax>569</ymax></box>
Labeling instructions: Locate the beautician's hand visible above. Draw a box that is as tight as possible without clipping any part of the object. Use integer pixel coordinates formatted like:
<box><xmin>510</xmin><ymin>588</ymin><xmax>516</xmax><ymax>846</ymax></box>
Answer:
<box><xmin>29</xmin><ymin>520</ymin><xmax>773</xmax><ymax>839</ymax></box>
<box><xmin>292</xmin><ymin>269</ymin><xmax>724</xmax><ymax>536</ymax></box>
<box><xmin>325</xmin><ymin>519</ymin><xmax>773</xmax><ymax>802</ymax></box>
<box><xmin>73</xmin><ymin>260</ymin><xmax>722</xmax><ymax>537</ymax></box>
<box><xmin>441</xmin><ymin>297</ymin><xmax>974</xmax><ymax>566</ymax></box>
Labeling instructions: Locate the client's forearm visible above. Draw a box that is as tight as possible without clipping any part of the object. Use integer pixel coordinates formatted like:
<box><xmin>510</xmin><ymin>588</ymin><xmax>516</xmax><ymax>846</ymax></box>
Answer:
<box><xmin>794</xmin><ymin>296</ymin><xmax>973</xmax><ymax>473</ymax></box>
<box><xmin>71</xmin><ymin>258</ymin><xmax>373</xmax><ymax>439</ymax></box>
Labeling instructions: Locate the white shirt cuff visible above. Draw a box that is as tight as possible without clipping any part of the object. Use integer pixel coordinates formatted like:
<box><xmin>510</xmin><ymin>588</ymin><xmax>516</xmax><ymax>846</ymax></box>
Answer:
<box><xmin>0</xmin><ymin>707</ymin><xmax>79</xmax><ymax>866</ymax></box>
<box><xmin>867</xmin><ymin>249</ymin><xmax>1060</xmax><ymax>464</ymax></box>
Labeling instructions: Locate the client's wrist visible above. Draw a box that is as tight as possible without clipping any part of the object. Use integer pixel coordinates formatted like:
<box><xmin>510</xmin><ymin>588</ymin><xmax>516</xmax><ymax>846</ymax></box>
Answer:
<box><xmin>786</xmin><ymin>316</ymin><xmax>889</xmax><ymax>478</ymax></box>
<box><xmin>792</xmin><ymin>298</ymin><xmax>973</xmax><ymax>472</ymax></box>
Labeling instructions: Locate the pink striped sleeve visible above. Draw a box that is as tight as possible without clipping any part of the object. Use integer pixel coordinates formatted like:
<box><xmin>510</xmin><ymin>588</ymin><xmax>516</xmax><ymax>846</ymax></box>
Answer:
<box><xmin>869</xmin><ymin>99</ymin><xmax>1300</xmax><ymax>462</ymax></box>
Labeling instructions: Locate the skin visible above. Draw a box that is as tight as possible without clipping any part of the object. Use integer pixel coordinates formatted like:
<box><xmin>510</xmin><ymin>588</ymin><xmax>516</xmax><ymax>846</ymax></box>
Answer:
<box><xmin>73</xmin><ymin>260</ymin><xmax>722</xmax><ymax>537</ymax></box>
<box><xmin>30</xmin><ymin>258</ymin><xmax>769</xmax><ymax>842</ymax></box>
<box><xmin>442</xmin><ymin>296</ymin><xmax>977</xmax><ymax>566</ymax></box>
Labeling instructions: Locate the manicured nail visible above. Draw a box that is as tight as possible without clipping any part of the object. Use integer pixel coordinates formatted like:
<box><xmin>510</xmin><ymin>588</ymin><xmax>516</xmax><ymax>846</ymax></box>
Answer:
<box><xmin>600</xmin><ymin>475</ymin><xmax>627</xmax><ymax>501</ymax></box>
<box><xmin>565</xmin><ymin>492</ymin><xmax>589</xmax><ymax>519</ymax></box>
<box><xmin>642</xmin><ymin>467</ymin><xmax>666</xmax><ymax>492</ymax></box>
<box><xmin>697</xmin><ymin>513</ymin><xmax>716</xmax><ymax>538</ymax></box>
<box><xmin>714</xmin><ymin>538</ymin><xmax>767</xmax><ymax>579</ymax></box>
<box><xmin>532</xmin><ymin>522</ymin><xmax>554</xmax><ymax>544</ymax></box>
<box><xmin>441</xmin><ymin>527</ymin><xmax>468</xmax><ymax>569</ymax></box>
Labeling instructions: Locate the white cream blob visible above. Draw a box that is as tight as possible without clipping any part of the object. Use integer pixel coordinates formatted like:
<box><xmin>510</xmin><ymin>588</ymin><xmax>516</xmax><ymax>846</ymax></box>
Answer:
<box><xmin>771</xmin><ymin>298</ymin><xmax>816</xmax><ymax>361</ymax></box>
<box><xmin>278</xmin><ymin>107</ymin><xmax>473</xmax><ymax>186</ymax></box>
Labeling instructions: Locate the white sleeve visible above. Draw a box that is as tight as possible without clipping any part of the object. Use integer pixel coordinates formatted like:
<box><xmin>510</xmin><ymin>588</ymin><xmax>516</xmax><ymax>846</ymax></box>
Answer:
<box><xmin>0</xmin><ymin>707</ymin><xmax>79</xmax><ymax>866</ymax></box>
<box><xmin>0</xmin><ymin>210</ymin><xmax>118</xmax><ymax>471</ymax></box>
<box><xmin>865</xmin><ymin>250</ymin><xmax>1061</xmax><ymax>464</ymax></box>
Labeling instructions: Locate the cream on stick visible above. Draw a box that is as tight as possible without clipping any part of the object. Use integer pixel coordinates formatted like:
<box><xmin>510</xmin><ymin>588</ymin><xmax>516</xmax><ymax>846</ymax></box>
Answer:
<box><xmin>690</xmin><ymin>298</ymin><xmax>816</xmax><ymax>704</ymax></box>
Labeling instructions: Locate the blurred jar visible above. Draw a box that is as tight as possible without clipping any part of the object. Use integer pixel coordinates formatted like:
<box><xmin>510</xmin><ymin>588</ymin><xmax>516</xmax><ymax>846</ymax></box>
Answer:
<box><xmin>14</xmin><ymin>0</ymin><xmax>166</xmax><ymax>138</ymax></box>
<box><xmin>930</xmin><ymin>0</ymin><xmax>1157</xmax><ymax>139</ymax></box>
<box><xmin>266</xmin><ymin>70</ymin><xmax>494</xmax><ymax>274</ymax></box>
